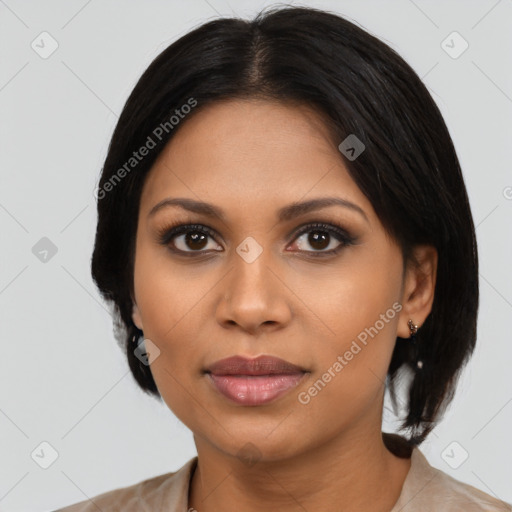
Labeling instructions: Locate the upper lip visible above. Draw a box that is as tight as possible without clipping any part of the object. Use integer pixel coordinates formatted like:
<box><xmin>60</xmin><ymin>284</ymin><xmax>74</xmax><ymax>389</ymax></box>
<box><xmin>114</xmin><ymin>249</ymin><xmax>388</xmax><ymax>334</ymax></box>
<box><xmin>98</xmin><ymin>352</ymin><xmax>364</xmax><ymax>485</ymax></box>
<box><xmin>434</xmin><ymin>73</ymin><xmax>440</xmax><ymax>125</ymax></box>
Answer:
<box><xmin>205</xmin><ymin>355</ymin><xmax>307</xmax><ymax>376</ymax></box>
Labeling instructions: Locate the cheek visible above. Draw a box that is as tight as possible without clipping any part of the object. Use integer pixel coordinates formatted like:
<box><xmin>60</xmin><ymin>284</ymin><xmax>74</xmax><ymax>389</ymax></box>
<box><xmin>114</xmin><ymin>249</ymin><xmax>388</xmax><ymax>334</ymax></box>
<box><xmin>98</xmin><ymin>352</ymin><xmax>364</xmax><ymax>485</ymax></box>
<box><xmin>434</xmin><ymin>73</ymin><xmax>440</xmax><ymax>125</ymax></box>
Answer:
<box><xmin>299</xmin><ymin>251</ymin><xmax>402</xmax><ymax>348</ymax></box>
<box><xmin>133</xmin><ymin>272</ymin><xmax>207</xmax><ymax>372</ymax></box>
<box><xmin>297</xmin><ymin>249</ymin><xmax>403</xmax><ymax>400</ymax></box>
<box><xmin>295</xmin><ymin>295</ymin><xmax>401</xmax><ymax>434</ymax></box>
<box><xmin>134</xmin><ymin>275</ymin><xmax>206</xmax><ymax>424</ymax></box>
<box><xmin>132</xmin><ymin>247</ymin><xmax>210</xmax><ymax>402</ymax></box>
<box><xmin>132</xmin><ymin>238</ymin><xmax>213</xmax><ymax>341</ymax></box>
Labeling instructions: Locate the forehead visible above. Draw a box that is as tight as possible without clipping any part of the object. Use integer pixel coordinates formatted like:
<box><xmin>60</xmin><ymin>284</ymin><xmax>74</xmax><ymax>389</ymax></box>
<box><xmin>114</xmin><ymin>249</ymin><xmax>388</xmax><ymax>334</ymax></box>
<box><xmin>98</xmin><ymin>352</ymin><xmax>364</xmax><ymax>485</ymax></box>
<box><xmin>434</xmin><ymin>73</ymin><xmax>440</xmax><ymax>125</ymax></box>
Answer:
<box><xmin>139</xmin><ymin>99</ymin><xmax>372</xmax><ymax>221</ymax></box>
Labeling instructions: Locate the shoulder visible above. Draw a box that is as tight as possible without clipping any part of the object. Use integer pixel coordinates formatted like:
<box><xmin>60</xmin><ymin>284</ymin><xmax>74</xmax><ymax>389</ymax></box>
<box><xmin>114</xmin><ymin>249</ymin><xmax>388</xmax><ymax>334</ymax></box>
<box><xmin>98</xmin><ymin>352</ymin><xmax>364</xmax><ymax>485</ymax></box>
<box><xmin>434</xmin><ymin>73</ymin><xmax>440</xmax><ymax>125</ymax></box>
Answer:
<box><xmin>52</xmin><ymin>456</ymin><xmax>197</xmax><ymax>512</ymax></box>
<box><xmin>393</xmin><ymin>447</ymin><xmax>512</xmax><ymax>512</ymax></box>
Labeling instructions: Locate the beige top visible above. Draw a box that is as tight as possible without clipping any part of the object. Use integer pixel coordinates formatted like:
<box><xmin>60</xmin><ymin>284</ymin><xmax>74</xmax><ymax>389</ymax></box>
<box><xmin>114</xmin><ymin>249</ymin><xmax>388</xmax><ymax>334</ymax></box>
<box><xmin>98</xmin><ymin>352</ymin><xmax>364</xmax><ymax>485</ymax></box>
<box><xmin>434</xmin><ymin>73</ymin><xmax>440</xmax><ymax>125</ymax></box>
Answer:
<box><xmin>55</xmin><ymin>435</ymin><xmax>511</xmax><ymax>511</ymax></box>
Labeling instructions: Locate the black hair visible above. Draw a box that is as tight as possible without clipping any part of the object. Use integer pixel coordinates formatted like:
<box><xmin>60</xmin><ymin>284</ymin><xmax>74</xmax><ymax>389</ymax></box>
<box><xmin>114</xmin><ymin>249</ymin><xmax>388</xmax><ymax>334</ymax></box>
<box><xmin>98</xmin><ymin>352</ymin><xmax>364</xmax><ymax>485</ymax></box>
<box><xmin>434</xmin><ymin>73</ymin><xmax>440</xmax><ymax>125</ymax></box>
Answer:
<box><xmin>91</xmin><ymin>5</ymin><xmax>478</xmax><ymax>446</ymax></box>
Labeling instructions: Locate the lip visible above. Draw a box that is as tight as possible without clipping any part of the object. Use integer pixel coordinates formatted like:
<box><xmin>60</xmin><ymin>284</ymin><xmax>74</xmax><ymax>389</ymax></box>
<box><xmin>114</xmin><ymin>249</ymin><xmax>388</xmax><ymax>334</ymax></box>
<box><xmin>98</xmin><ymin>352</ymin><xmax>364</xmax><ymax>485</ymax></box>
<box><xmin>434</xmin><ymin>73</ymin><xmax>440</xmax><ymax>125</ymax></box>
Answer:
<box><xmin>206</xmin><ymin>355</ymin><xmax>307</xmax><ymax>376</ymax></box>
<box><xmin>205</xmin><ymin>355</ymin><xmax>308</xmax><ymax>406</ymax></box>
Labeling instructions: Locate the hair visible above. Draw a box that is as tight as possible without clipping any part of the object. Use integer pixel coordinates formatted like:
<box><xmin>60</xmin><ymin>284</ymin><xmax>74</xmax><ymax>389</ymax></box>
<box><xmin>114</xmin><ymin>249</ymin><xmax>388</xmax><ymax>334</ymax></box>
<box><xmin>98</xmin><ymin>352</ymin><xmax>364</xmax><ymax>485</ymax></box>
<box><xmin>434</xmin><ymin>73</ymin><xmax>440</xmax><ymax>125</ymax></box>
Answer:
<box><xmin>91</xmin><ymin>5</ymin><xmax>478</xmax><ymax>446</ymax></box>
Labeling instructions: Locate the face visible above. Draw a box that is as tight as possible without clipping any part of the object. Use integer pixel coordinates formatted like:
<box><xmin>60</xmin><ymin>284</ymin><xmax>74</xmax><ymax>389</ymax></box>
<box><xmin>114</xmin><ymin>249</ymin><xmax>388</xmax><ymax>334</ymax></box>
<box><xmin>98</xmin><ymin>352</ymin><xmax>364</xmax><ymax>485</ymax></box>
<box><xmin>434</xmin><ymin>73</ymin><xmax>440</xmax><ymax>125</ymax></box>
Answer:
<box><xmin>131</xmin><ymin>99</ymin><xmax>430</xmax><ymax>462</ymax></box>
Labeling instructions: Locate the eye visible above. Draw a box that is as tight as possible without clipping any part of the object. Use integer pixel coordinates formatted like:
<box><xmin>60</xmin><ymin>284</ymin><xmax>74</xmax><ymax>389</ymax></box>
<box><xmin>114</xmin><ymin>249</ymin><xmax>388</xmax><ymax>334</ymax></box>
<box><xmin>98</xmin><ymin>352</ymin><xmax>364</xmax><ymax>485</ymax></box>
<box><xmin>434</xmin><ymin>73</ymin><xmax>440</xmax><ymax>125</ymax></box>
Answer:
<box><xmin>157</xmin><ymin>221</ymin><xmax>356</xmax><ymax>258</ymax></box>
<box><xmin>288</xmin><ymin>222</ymin><xmax>355</xmax><ymax>256</ymax></box>
<box><xmin>157</xmin><ymin>224</ymin><xmax>222</xmax><ymax>255</ymax></box>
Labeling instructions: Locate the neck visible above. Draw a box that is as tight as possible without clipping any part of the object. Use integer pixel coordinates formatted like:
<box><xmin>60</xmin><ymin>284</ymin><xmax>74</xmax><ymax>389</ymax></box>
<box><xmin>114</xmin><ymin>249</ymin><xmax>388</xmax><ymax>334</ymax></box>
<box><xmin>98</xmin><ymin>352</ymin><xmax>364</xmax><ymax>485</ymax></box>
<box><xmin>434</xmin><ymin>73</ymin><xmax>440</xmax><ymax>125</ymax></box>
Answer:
<box><xmin>188</xmin><ymin>428</ymin><xmax>412</xmax><ymax>512</ymax></box>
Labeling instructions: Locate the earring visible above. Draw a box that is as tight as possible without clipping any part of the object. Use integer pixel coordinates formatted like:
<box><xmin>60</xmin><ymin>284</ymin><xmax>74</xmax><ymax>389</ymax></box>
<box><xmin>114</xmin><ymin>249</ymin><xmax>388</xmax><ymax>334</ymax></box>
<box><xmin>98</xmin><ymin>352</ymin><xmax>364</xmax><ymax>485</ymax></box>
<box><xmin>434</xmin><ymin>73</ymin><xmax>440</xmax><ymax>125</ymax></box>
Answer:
<box><xmin>407</xmin><ymin>319</ymin><xmax>423</xmax><ymax>371</ymax></box>
<box><xmin>407</xmin><ymin>319</ymin><xmax>418</xmax><ymax>336</ymax></box>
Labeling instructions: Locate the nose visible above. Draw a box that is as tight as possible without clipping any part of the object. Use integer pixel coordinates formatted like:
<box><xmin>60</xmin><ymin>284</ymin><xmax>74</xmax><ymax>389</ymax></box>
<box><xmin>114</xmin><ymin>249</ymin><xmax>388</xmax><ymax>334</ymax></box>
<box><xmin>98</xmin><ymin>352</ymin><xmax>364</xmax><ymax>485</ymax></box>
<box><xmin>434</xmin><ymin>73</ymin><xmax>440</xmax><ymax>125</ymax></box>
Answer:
<box><xmin>215</xmin><ymin>245</ymin><xmax>292</xmax><ymax>335</ymax></box>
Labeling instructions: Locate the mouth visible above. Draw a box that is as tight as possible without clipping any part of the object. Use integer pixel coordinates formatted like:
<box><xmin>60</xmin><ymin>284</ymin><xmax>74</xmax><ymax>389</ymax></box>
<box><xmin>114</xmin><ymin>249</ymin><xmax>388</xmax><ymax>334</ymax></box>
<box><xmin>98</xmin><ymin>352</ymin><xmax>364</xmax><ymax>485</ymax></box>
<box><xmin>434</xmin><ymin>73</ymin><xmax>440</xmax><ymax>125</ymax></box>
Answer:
<box><xmin>204</xmin><ymin>355</ymin><xmax>309</xmax><ymax>406</ymax></box>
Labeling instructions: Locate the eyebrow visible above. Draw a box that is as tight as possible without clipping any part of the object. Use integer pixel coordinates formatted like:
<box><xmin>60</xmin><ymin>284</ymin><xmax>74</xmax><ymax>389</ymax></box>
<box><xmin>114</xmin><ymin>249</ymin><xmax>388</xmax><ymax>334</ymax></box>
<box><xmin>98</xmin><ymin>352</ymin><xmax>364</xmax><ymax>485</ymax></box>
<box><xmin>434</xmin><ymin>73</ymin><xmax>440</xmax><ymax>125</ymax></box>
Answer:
<box><xmin>148</xmin><ymin>196</ymin><xmax>369</xmax><ymax>223</ymax></box>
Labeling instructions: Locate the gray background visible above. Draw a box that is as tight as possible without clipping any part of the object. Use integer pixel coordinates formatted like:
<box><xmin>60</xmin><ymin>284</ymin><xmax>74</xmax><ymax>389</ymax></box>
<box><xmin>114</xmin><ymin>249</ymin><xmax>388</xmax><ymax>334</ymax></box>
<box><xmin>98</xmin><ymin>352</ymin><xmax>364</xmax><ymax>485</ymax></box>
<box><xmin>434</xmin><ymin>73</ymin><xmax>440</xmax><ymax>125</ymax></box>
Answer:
<box><xmin>0</xmin><ymin>0</ymin><xmax>511</xmax><ymax>510</ymax></box>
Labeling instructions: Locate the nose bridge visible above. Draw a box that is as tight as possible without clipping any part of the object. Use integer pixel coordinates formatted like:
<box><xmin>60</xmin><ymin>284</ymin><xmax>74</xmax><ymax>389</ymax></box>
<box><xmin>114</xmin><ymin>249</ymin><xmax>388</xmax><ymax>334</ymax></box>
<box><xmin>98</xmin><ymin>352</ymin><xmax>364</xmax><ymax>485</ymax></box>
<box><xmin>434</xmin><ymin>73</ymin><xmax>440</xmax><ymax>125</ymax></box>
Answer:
<box><xmin>229</xmin><ymin>237</ymin><xmax>275</xmax><ymax>302</ymax></box>
<box><xmin>216</xmin><ymin>236</ymin><xmax>291</xmax><ymax>331</ymax></box>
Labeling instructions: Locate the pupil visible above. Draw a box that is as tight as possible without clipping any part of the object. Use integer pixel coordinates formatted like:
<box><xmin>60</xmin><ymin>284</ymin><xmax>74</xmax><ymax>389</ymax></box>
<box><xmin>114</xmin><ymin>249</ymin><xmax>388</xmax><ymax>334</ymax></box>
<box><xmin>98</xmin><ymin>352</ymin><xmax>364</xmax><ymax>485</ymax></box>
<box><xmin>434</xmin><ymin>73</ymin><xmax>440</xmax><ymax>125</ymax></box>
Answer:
<box><xmin>183</xmin><ymin>231</ymin><xmax>331</xmax><ymax>251</ymax></box>
<box><xmin>309</xmin><ymin>231</ymin><xmax>329</xmax><ymax>250</ymax></box>
<box><xmin>186</xmin><ymin>232</ymin><xmax>207</xmax><ymax>250</ymax></box>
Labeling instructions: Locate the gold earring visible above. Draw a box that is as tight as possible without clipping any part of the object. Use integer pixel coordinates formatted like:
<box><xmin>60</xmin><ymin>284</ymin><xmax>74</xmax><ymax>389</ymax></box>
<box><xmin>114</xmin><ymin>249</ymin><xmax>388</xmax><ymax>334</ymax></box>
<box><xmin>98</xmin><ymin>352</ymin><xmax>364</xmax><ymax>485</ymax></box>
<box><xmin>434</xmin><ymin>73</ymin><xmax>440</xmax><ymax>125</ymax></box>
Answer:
<box><xmin>407</xmin><ymin>319</ymin><xmax>418</xmax><ymax>336</ymax></box>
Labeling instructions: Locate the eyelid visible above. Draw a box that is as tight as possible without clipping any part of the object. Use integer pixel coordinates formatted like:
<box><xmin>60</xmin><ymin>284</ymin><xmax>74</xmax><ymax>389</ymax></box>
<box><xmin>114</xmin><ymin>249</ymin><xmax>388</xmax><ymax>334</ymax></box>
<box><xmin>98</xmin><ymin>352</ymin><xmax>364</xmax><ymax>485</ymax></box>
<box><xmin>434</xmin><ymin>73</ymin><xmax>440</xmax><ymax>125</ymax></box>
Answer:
<box><xmin>156</xmin><ymin>223</ymin><xmax>220</xmax><ymax>247</ymax></box>
<box><xmin>289</xmin><ymin>221</ymin><xmax>355</xmax><ymax>244</ymax></box>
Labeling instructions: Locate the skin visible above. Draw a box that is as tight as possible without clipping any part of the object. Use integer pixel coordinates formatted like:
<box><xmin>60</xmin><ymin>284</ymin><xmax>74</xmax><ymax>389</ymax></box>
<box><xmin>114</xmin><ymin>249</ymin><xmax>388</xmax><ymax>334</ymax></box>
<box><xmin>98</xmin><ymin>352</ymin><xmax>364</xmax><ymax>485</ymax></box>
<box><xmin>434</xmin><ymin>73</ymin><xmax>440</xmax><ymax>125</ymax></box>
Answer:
<box><xmin>131</xmin><ymin>98</ymin><xmax>437</xmax><ymax>512</ymax></box>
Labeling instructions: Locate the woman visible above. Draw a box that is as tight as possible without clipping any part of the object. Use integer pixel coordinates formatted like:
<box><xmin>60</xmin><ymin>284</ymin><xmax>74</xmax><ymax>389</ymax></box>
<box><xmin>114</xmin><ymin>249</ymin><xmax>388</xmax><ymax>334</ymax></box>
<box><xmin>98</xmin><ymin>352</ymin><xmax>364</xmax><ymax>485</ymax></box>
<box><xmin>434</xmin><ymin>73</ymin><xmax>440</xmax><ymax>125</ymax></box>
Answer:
<box><xmin>55</xmin><ymin>6</ymin><xmax>511</xmax><ymax>511</ymax></box>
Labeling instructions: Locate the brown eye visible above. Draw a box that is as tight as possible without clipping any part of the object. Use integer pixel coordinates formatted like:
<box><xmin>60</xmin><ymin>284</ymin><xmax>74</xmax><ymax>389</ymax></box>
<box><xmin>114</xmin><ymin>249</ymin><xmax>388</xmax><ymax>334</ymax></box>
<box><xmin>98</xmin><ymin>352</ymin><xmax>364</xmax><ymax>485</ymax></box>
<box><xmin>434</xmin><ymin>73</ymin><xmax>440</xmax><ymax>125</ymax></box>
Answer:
<box><xmin>183</xmin><ymin>232</ymin><xmax>209</xmax><ymax>250</ymax></box>
<box><xmin>290</xmin><ymin>222</ymin><xmax>355</xmax><ymax>256</ymax></box>
<box><xmin>158</xmin><ymin>224</ymin><xmax>223</xmax><ymax>254</ymax></box>
<box><xmin>307</xmin><ymin>231</ymin><xmax>331</xmax><ymax>250</ymax></box>
<box><xmin>173</xmin><ymin>230</ymin><xmax>221</xmax><ymax>252</ymax></box>
<box><xmin>295</xmin><ymin>229</ymin><xmax>340</xmax><ymax>252</ymax></box>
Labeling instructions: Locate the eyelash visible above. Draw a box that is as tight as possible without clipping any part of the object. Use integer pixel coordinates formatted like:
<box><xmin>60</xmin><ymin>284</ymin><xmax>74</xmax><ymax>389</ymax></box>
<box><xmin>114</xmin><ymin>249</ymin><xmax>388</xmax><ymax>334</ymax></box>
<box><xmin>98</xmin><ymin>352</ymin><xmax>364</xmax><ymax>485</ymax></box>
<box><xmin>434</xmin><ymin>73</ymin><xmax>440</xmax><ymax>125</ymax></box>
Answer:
<box><xmin>156</xmin><ymin>222</ymin><xmax>357</xmax><ymax>258</ymax></box>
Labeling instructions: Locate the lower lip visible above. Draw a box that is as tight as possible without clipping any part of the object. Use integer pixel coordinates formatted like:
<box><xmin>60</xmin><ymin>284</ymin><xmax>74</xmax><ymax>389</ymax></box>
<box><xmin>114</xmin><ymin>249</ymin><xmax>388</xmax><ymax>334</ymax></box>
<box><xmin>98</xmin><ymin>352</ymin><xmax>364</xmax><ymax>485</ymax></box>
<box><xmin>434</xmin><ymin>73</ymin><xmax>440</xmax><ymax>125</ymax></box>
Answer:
<box><xmin>207</xmin><ymin>373</ymin><xmax>306</xmax><ymax>406</ymax></box>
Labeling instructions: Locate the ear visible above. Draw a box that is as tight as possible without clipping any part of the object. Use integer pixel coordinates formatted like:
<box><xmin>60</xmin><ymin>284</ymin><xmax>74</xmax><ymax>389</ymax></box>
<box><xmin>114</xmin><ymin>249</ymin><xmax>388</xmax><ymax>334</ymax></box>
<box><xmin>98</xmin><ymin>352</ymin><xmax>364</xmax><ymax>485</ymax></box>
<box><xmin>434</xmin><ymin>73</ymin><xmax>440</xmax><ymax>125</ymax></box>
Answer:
<box><xmin>132</xmin><ymin>301</ymin><xmax>144</xmax><ymax>331</ymax></box>
<box><xmin>397</xmin><ymin>245</ymin><xmax>437</xmax><ymax>338</ymax></box>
